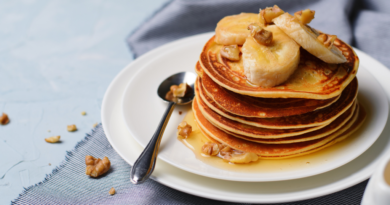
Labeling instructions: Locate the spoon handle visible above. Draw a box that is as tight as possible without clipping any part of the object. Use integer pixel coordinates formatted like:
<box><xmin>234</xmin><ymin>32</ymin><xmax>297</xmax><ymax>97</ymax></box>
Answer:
<box><xmin>130</xmin><ymin>101</ymin><xmax>176</xmax><ymax>184</ymax></box>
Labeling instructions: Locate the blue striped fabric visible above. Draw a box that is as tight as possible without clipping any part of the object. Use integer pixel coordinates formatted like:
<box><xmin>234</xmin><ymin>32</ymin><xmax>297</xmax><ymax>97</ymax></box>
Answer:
<box><xmin>12</xmin><ymin>124</ymin><xmax>367</xmax><ymax>204</ymax></box>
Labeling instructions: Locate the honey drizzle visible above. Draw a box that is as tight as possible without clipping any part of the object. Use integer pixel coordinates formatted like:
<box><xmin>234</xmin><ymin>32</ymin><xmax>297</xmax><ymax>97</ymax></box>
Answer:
<box><xmin>178</xmin><ymin>109</ymin><xmax>363</xmax><ymax>173</ymax></box>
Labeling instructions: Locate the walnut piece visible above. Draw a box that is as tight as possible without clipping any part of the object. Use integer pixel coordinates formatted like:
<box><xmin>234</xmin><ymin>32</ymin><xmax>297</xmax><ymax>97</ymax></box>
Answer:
<box><xmin>201</xmin><ymin>142</ymin><xmax>220</xmax><ymax>156</ymax></box>
<box><xmin>45</xmin><ymin>135</ymin><xmax>60</xmax><ymax>143</ymax></box>
<box><xmin>0</xmin><ymin>113</ymin><xmax>10</xmax><ymax>125</ymax></box>
<box><xmin>248</xmin><ymin>23</ymin><xmax>273</xmax><ymax>45</ymax></box>
<box><xmin>109</xmin><ymin>187</ymin><xmax>116</xmax><ymax>195</ymax></box>
<box><xmin>85</xmin><ymin>156</ymin><xmax>111</xmax><ymax>177</ymax></box>
<box><xmin>93</xmin><ymin>123</ymin><xmax>98</xmax><ymax>128</ymax></box>
<box><xmin>170</xmin><ymin>83</ymin><xmax>188</xmax><ymax>97</ymax></box>
<box><xmin>317</xmin><ymin>34</ymin><xmax>337</xmax><ymax>48</ymax></box>
<box><xmin>81</xmin><ymin>111</ymin><xmax>86</xmax><ymax>116</ymax></box>
<box><xmin>259</xmin><ymin>5</ymin><xmax>284</xmax><ymax>26</ymax></box>
<box><xmin>67</xmin><ymin>124</ymin><xmax>77</xmax><ymax>132</ymax></box>
<box><xmin>220</xmin><ymin>45</ymin><xmax>241</xmax><ymax>61</ymax></box>
<box><xmin>294</xmin><ymin>9</ymin><xmax>315</xmax><ymax>25</ymax></box>
<box><xmin>177</xmin><ymin>121</ymin><xmax>192</xmax><ymax>138</ymax></box>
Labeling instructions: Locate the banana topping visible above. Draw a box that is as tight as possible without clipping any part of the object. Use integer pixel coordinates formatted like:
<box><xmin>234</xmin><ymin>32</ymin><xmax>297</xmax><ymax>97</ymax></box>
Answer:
<box><xmin>248</xmin><ymin>23</ymin><xmax>273</xmax><ymax>46</ymax></box>
<box><xmin>294</xmin><ymin>9</ymin><xmax>315</xmax><ymax>24</ymax></box>
<box><xmin>273</xmin><ymin>13</ymin><xmax>347</xmax><ymax>64</ymax></box>
<box><xmin>220</xmin><ymin>45</ymin><xmax>241</xmax><ymax>61</ymax></box>
<box><xmin>259</xmin><ymin>5</ymin><xmax>284</xmax><ymax>26</ymax></box>
<box><xmin>215</xmin><ymin>13</ymin><xmax>259</xmax><ymax>45</ymax></box>
<box><xmin>242</xmin><ymin>25</ymin><xmax>300</xmax><ymax>87</ymax></box>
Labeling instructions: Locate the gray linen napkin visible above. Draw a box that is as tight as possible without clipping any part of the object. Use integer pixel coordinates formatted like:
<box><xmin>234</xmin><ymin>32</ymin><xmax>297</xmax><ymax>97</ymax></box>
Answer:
<box><xmin>12</xmin><ymin>124</ymin><xmax>368</xmax><ymax>204</ymax></box>
<box><xmin>13</xmin><ymin>0</ymin><xmax>390</xmax><ymax>204</ymax></box>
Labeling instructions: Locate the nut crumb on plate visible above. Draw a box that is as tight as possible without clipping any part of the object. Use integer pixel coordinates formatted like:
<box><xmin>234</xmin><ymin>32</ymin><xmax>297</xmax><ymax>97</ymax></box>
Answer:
<box><xmin>45</xmin><ymin>136</ymin><xmax>60</xmax><ymax>143</ymax></box>
<box><xmin>85</xmin><ymin>156</ymin><xmax>111</xmax><ymax>177</ymax></box>
<box><xmin>93</xmin><ymin>123</ymin><xmax>98</xmax><ymax>128</ymax></box>
<box><xmin>0</xmin><ymin>113</ymin><xmax>10</xmax><ymax>125</ymax></box>
<box><xmin>67</xmin><ymin>124</ymin><xmax>77</xmax><ymax>132</ymax></box>
<box><xmin>81</xmin><ymin>111</ymin><xmax>86</xmax><ymax>116</ymax></box>
<box><xmin>109</xmin><ymin>187</ymin><xmax>116</xmax><ymax>195</ymax></box>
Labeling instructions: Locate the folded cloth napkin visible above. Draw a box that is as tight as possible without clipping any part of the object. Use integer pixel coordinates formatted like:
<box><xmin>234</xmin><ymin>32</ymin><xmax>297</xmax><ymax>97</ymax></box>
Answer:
<box><xmin>12</xmin><ymin>124</ymin><xmax>368</xmax><ymax>204</ymax></box>
<box><xmin>13</xmin><ymin>0</ymin><xmax>390</xmax><ymax>204</ymax></box>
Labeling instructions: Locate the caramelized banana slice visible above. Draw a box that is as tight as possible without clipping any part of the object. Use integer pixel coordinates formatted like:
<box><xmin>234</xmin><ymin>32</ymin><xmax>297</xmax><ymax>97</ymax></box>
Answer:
<box><xmin>215</xmin><ymin>13</ymin><xmax>259</xmax><ymax>45</ymax></box>
<box><xmin>241</xmin><ymin>25</ymin><xmax>300</xmax><ymax>87</ymax></box>
<box><xmin>273</xmin><ymin>13</ymin><xmax>346</xmax><ymax>64</ymax></box>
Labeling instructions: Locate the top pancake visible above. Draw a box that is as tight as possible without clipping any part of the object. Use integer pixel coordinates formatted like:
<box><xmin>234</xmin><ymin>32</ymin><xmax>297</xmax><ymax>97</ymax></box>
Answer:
<box><xmin>199</xmin><ymin>36</ymin><xmax>359</xmax><ymax>99</ymax></box>
<box><xmin>198</xmin><ymin>63</ymin><xmax>339</xmax><ymax>118</ymax></box>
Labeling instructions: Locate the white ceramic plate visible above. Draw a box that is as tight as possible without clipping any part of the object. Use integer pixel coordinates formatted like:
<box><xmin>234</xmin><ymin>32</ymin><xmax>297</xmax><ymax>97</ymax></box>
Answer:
<box><xmin>121</xmin><ymin>33</ymin><xmax>388</xmax><ymax>182</ymax></box>
<box><xmin>102</xmin><ymin>33</ymin><xmax>390</xmax><ymax>203</ymax></box>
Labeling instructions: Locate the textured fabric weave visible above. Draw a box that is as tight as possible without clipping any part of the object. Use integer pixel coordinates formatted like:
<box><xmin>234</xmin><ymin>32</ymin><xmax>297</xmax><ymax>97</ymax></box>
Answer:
<box><xmin>12</xmin><ymin>125</ymin><xmax>368</xmax><ymax>204</ymax></box>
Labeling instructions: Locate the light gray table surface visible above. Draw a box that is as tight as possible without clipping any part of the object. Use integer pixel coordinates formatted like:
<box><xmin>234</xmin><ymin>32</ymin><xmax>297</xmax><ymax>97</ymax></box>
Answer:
<box><xmin>0</xmin><ymin>0</ymin><xmax>167</xmax><ymax>203</ymax></box>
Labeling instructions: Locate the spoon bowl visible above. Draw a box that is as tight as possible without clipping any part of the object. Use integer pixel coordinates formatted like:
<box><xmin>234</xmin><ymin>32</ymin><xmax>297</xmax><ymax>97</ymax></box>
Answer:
<box><xmin>157</xmin><ymin>72</ymin><xmax>196</xmax><ymax>105</ymax></box>
<box><xmin>130</xmin><ymin>71</ymin><xmax>197</xmax><ymax>184</ymax></box>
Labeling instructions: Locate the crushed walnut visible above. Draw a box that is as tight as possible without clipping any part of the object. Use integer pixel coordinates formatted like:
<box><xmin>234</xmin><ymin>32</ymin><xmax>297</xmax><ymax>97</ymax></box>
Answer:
<box><xmin>177</xmin><ymin>121</ymin><xmax>192</xmax><ymax>138</ymax></box>
<box><xmin>67</xmin><ymin>124</ymin><xmax>77</xmax><ymax>132</ymax></box>
<box><xmin>45</xmin><ymin>135</ymin><xmax>61</xmax><ymax>143</ymax></box>
<box><xmin>93</xmin><ymin>123</ymin><xmax>98</xmax><ymax>128</ymax></box>
<box><xmin>81</xmin><ymin>111</ymin><xmax>86</xmax><ymax>116</ymax></box>
<box><xmin>248</xmin><ymin>23</ymin><xmax>273</xmax><ymax>46</ymax></box>
<box><xmin>171</xmin><ymin>83</ymin><xmax>189</xmax><ymax>97</ymax></box>
<box><xmin>109</xmin><ymin>187</ymin><xmax>116</xmax><ymax>195</ymax></box>
<box><xmin>317</xmin><ymin>34</ymin><xmax>337</xmax><ymax>48</ymax></box>
<box><xmin>85</xmin><ymin>156</ymin><xmax>111</xmax><ymax>177</ymax></box>
<box><xmin>220</xmin><ymin>45</ymin><xmax>241</xmax><ymax>61</ymax></box>
<box><xmin>259</xmin><ymin>5</ymin><xmax>284</xmax><ymax>26</ymax></box>
<box><xmin>294</xmin><ymin>9</ymin><xmax>315</xmax><ymax>25</ymax></box>
<box><xmin>201</xmin><ymin>142</ymin><xmax>220</xmax><ymax>156</ymax></box>
<box><xmin>165</xmin><ymin>83</ymin><xmax>192</xmax><ymax>103</ymax></box>
<box><xmin>202</xmin><ymin>142</ymin><xmax>259</xmax><ymax>164</ymax></box>
<box><xmin>0</xmin><ymin>113</ymin><xmax>10</xmax><ymax>125</ymax></box>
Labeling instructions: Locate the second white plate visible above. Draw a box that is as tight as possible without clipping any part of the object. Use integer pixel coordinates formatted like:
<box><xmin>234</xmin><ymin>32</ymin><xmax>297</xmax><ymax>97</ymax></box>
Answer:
<box><xmin>121</xmin><ymin>33</ymin><xmax>388</xmax><ymax>182</ymax></box>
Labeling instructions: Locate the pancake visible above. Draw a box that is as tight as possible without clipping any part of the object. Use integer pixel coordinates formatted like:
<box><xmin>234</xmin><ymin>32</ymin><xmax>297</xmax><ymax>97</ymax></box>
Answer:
<box><xmin>226</xmin><ymin>102</ymin><xmax>357</xmax><ymax>144</ymax></box>
<box><xmin>198</xmin><ymin>36</ymin><xmax>359</xmax><ymax>99</ymax></box>
<box><xmin>199</xmin><ymin>66</ymin><xmax>340</xmax><ymax>118</ymax></box>
<box><xmin>194</xmin><ymin>99</ymin><xmax>366</xmax><ymax>158</ymax></box>
<box><xmin>196</xmin><ymin>77</ymin><xmax>357</xmax><ymax>129</ymax></box>
<box><xmin>196</xmin><ymin>96</ymin><xmax>324</xmax><ymax>139</ymax></box>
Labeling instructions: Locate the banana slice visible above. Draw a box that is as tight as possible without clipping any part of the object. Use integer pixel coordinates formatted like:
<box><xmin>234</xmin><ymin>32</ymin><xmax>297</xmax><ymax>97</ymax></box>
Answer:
<box><xmin>241</xmin><ymin>25</ymin><xmax>300</xmax><ymax>87</ymax></box>
<box><xmin>215</xmin><ymin>13</ymin><xmax>258</xmax><ymax>45</ymax></box>
<box><xmin>273</xmin><ymin>13</ymin><xmax>346</xmax><ymax>64</ymax></box>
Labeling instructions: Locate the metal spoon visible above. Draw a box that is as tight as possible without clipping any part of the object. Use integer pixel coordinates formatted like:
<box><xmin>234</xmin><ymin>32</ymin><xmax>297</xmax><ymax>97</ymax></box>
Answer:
<box><xmin>130</xmin><ymin>71</ymin><xmax>197</xmax><ymax>184</ymax></box>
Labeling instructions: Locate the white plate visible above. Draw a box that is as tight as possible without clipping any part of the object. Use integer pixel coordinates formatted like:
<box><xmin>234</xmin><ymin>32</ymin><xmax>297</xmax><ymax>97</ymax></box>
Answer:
<box><xmin>121</xmin><ymin>33</ymin><xmax>388</xmax><ymax>182</ymax></box>
<box><xmin>102</xmin><ymin>33</ymin><xmax>390</xmax><ymax>203</ymax></box>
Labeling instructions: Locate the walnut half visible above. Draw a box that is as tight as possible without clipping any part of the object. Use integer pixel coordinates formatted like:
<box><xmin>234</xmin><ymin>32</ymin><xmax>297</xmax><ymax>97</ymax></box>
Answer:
<box><xmin>259</xmin><ymin>5</ymin><xmax>284</xmax><ymax>26</ymax></box>
<box><xmin>85</xmin><ymin>156</ymin><xmax>111</xmax><ymax>177</ymax></box>
<box><xmin>248</xmin><ymin>23</ymin><xmax>273</xmax><ymax>46</ymax></box>
<box><xmin>317</xmin><ymin>34</ymin><xmax>337</xmax><ymax>48</ymax></box>
<box><xmin>220</xmin><ymin>45</ymin><xmax>241</xmax><ymax>61</ymax></box>
<box><xmin>294</xmin><ymin>9</ymin><xmax>315</xmax><ymax>25</ymax></box>
<box><xmin>177</xmin><ymin>121</ymin><xmax>192</xmax><ymax>138</ymax></box>
<box><xmin>201</xmin><ymin>142</ymin><xmax>220</xmax><ymax>156</ymax></box>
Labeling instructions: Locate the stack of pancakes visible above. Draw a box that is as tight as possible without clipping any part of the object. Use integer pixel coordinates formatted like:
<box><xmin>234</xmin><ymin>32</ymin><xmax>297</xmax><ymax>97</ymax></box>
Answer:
<box><xmin>193</xmin><ymin>36</ymin><xmax>366</xmax><ymax>159</ymax></box>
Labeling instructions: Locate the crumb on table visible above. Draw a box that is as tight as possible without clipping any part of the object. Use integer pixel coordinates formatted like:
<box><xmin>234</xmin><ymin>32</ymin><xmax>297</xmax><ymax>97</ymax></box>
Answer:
<box><xmin>0</xmin><ymin>113</ymin><xmax>10</xmax><ymax>125</ymax></box>
<box><xmin>67</xmin><ymin>124</ymin><xmax>77</xmax><ymax>132</ymax></box>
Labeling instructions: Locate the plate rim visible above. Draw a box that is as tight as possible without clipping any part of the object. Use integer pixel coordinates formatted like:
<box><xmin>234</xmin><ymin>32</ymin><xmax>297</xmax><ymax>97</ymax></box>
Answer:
<box><xmin>120</xmin><ymin>32</ymin><xmax>389</xmax><ymax>182</ymax></box>
<box><xmin>102</xmin><ymin>32</ymin><xmax>390</xmax><ymax>203</ymax></box>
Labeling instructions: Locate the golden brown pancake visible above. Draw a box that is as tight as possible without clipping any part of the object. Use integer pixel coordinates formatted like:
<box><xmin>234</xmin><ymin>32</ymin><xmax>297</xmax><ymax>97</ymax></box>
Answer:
<box><xmin>198</xmin><ymin>36</ymin><xmax>359</xmax><ymax>99</ymax></box>
<box><xmin>226</xmin><ymin>102</ymin><xmax>357</xmax><ymax>144</ymax></box>
<box><xmin>200</xmin><ymin>68</ymin><xmax>340</xmax><ymax>118</ymax></box>
<box><xmin>196</xmin><ymin>77</ymin><xmax>358</xmax><ymax>129</ymax></box>
<box><xmin>194</xmin><ymin>99</ymin><xmax>366</xmax><ymax>158</ymax></box>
